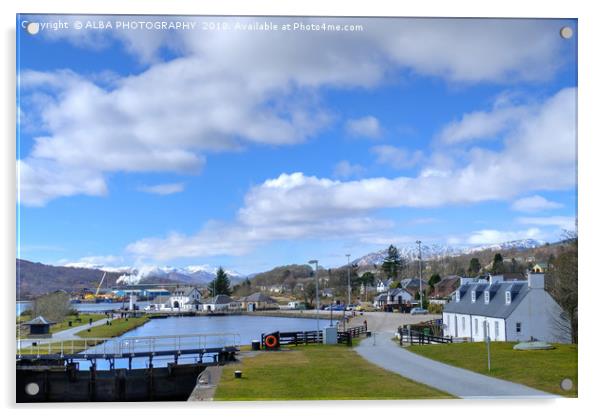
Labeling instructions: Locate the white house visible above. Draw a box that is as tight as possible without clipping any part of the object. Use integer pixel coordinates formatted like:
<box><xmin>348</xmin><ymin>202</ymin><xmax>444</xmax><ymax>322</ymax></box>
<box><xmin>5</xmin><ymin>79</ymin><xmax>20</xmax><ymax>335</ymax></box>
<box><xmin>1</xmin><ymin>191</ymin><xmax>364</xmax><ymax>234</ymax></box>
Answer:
<box><xmin>376</xmin><ymin>279</ymin><xmax>393</xmax><ymax>293</ymax></box>
<box><xmin>373</xmin><ymin>288</ymin><xmax>413</xmax><ymax>310</ymax></box>
<box><xmin>202</xmin><ymin>295</ymin><xmax>241</xmax><ymax>312</ymax></box>
<box><xmin>169</xmin><ymin>287</ymin><xmax>202</xmax><ymax>311</ymax></box>
<box><xmin>443</xmin><ymin>273</ymin><xmax>570</xmax><ymax>343</ymax></box>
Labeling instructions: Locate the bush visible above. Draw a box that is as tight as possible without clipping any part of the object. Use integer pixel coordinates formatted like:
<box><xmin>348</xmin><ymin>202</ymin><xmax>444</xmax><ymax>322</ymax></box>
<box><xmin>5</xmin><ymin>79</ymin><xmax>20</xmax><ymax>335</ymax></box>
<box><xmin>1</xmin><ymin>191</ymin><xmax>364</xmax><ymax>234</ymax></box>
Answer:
<box><xmin>428</xmin><ymin>303</ymin><xmax>443</xmax><ymax>314</ymax></box>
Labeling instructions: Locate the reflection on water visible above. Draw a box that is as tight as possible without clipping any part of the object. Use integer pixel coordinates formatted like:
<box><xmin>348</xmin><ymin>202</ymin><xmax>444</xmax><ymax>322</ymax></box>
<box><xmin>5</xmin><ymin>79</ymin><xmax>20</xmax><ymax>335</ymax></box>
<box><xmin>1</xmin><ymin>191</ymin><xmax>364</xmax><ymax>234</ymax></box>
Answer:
<box><xmin>83</xmin><ymin>315</ymin><xmax>333</xmax><ymax>370</ymax></box>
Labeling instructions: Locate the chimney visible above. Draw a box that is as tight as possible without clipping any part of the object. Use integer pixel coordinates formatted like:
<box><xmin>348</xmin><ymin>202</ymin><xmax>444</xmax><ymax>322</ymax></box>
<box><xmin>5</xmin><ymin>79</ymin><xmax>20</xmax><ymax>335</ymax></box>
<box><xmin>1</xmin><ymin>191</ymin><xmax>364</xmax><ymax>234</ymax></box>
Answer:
<box><xmin>528</xmin><ymin>272</ymin><xmax>545</xmax><ymax>289</ymax></box>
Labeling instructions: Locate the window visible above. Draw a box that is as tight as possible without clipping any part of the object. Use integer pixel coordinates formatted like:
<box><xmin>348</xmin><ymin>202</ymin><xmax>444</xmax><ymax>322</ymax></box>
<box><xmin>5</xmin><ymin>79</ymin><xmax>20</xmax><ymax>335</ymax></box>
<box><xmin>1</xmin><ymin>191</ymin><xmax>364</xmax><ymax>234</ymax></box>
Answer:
<box><xmin>516</xmin><ymin>322</ymin><xmax>522</xmax><ymax>333</ymax></box>
<box><xmin>474</xmin><ymin>319</ymin><xmax>479</xmax><ymax>335</ymax></box>
<box><xmin>471</xmin><ymin>291</ymin><xmax>476</xmax><ymax>303</ymax></box>
<box><xmin>505</xmin><ymin>291</ymin><xmax>511</xmax><ymax>304</ymax></box>
<box><xmin>494</xmin><ymin>322</ymin><xmax>499</xmax><ymax>339</ymax></box>
<box><xmin>462</xmin><ymin>316</ymin><xmax>466</xmax><ymax>331</ymax></box>
<box><xmin>484</xmin><ymin>291</ymin><xmax>490</xmax><ymax>304</ymax></box>
<box><xmin>455</xmin><ymin>291</ymin><xmax>460</xmax><ymax>302</ymax></box>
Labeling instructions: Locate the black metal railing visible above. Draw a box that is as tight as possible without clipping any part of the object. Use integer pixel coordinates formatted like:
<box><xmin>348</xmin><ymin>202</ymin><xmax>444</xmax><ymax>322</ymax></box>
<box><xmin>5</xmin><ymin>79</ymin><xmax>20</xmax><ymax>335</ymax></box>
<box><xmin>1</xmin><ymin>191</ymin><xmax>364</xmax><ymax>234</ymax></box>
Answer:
<box><xmin>398</xmin><ymin>326</ymin><xmax>452</xmax><ymax>345</ymax></box>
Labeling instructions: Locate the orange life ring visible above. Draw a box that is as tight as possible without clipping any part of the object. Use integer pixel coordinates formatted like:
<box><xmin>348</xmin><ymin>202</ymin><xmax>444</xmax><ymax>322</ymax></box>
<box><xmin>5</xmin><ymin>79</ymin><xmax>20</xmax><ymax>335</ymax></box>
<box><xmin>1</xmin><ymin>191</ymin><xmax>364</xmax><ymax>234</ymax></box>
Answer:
<box><xmin>264</xmin><ymin>335</ymin><xmax>278</xmax><ymax>348</ymax></box>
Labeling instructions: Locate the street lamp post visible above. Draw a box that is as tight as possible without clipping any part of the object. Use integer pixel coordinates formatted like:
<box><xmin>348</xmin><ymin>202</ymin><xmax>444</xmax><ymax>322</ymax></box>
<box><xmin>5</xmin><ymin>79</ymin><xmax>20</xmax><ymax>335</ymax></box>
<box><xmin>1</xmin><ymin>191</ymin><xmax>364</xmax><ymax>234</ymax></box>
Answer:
<box><xmin>308</xmin><ymin>260</ymin><xmax>320</xmax><ymax>336</ymax></box>
<box><xmin>346</xmin><ymin>254</ymin><xmax>351</xmax><ymax>308</ymax></box>
<box><xmin>416</xmin><ymin>240</ymin><xmax>423</xmax><ymax>309</ymax></box>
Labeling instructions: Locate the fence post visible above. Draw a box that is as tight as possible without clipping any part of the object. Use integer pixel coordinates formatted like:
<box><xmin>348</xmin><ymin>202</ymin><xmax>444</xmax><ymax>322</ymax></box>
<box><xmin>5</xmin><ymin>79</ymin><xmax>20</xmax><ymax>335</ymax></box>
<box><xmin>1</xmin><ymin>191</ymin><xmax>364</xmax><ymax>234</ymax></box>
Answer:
<box><xmin>347</xmin><ymin>331</ymin><xmax>352</xmax><ymax>347</ymax></box>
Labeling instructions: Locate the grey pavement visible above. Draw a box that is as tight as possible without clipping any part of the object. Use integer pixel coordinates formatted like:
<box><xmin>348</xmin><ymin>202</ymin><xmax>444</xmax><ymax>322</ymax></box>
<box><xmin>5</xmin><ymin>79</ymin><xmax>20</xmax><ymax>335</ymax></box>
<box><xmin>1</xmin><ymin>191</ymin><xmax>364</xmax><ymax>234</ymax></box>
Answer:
<box><xmin>355</xmin><ymin>331</ymin><xmax>559</xmax><ymax>399</ymax></box>
<box><xmin>17</xmin><ymin>318</ymin><xmax>112</xmax><ymax>349</ymax></box>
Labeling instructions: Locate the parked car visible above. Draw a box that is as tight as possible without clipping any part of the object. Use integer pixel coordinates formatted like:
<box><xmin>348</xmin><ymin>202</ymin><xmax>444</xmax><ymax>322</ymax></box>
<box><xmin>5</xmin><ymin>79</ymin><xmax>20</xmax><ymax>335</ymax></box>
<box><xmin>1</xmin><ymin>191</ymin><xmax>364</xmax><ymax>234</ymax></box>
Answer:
<box><xmin>410</xmin><ymin>307</ymin><xmax>428</xmax><ymax>315</ymax></box>
<box><xmin>345</xmin><ymin>304</ymin><xmax>357</xmax><ymax>311</ymax></box>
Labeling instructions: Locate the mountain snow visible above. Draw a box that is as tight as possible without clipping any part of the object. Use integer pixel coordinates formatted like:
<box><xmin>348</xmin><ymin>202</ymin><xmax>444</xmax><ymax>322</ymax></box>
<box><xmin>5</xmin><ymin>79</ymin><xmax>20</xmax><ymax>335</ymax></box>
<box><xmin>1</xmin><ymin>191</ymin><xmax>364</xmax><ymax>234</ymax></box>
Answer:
<box><xmin>352</xmin><ymin>239</ymin><xmax>546</xmax><ymax>269</ymax></box>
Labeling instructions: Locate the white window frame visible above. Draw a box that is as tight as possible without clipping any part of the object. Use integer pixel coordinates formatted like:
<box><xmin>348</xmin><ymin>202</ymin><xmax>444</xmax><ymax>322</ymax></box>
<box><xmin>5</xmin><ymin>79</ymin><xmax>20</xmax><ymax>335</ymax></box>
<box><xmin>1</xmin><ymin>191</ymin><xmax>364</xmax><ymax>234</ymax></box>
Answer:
<box><xmin>494</xmin><ymin>321</ymin><xmax>499</xmax><ymax>339</ymax></box>
<box><xmin>484</xmin><ymin>291</ymin><xmax>490</xmax><ymax>304</ymax></box>
<box><xmin>474</xmin><ymin>319</ymin><xmax>479</xmax><ymax>335</ymax></box>
<box><xmin>471</xmin><ymin>291</ymin><xmax>476</xmax><ymax>303</ymax></box>
<box><xmin>455</xmin><ymin>291</ymin><xmax>460</xmax><ymax>302</ymax></box>
<box><xmin>516</xmin><ymin>322</ymin><xmax>522</xmax><ymax>333</ymax></box>
<box><xmin>505</xmin><ymin>291</ymin><xmax>511</xmax><ymax>304</ymax></box>
<box><xmin>462</xmin><ymin>316</ymin><xmax>466</xmax><ymax>331</ymax></box>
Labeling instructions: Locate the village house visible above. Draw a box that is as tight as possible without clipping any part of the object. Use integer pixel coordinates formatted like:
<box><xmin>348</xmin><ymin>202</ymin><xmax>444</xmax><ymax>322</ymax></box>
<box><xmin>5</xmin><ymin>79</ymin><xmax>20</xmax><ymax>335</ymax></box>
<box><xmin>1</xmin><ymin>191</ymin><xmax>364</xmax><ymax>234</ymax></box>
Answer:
<box><xmin>431</xmin><ymin>275</ymin><xmax>462</xmax><ymax>299</ymax></box>
<box><xmin>443</xmin><ymin>273</ymin><xmax>570</xmax><ymax>343</ymax></box>
<box><xmin>373</xmin><ymin>287</ymin><xmax>413</xmax><ymax>312</ymax></box>
<box><xmin>532</xmin><ymin>263</ymin><xmax>549</xmax><ymax>273</ymax></box>
<box><xmin>202</xmin><ymin>295</ymin><xmax>241</xmax><ymax>312</ymax></box>
<box><xmin>376</xmin><ymin>279</ymin><xmax>393</xmax><ymax>293</ymax></box>
<box><xmin>169</xmin><ymin>287</ymin><xmax>202</xmax><ymax>310</ymax></box>
<box><xmin>399</xmin><ymin>277</ymin><xmax>428</xmax><ymax>298</ymax></box>
<box><xmin>239</xmin><ymin>292</ymin><xmax>279</xmax><ymax>311</ymax></box>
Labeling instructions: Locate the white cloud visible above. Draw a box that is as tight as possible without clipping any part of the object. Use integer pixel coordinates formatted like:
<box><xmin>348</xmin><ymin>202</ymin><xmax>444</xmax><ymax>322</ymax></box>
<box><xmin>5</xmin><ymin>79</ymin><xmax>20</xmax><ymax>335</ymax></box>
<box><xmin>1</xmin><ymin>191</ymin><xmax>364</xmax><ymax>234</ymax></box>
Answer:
<box><xmin>124</xmin><ymin>87</ymin><xmax>575</xmax><ymax>261</ymax></box>
<box><xmin>467</xmin><ymin>228</ymin><xmax>544</xmax><ymax>245</ymax></box>
<box><xmin>517</xmin><ymin>216</ymin><xmax>576</xmax><ymax>231</ymax></box>
<box><xmin>438</xmin><ymin>105</ymin><xmax>530</xmax><ymax>145</ymax></box>
<box><xmin>371</xmin><ymin>145</ymin><xmax>423</xmax><ymax>169</ymax></box>
<box><xmin>138</xmin><ymin>182</ymin><xmax>185</xmax><ymax>195</ymax></box>
<box><xmin>333</xmin><ymin>161</ymin><xmax>366</xmax><ymax>179</ymax></box>
<box><xmin>345</xmin><ymin>116</ymin><xmax>382</xmax><ymax>139</ymax></box>
<box><xmin>511</xmin><ymin>195</ymin><xmax>563</xmax><ymax>212</ymax></box>
<box><xmin>18</xmin><ymin>18</ymin><xmax>573</xmax><ymax>206</ymax></box>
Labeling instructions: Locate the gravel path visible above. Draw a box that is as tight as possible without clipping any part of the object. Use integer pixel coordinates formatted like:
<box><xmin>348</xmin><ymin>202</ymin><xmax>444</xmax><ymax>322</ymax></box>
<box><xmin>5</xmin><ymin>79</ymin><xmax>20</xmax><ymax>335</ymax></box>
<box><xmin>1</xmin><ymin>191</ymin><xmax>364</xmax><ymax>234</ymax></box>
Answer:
<box><xmin>355</xmin><ymin>331</ymin><xmax>559</xmax><ymax>399</ymax></box>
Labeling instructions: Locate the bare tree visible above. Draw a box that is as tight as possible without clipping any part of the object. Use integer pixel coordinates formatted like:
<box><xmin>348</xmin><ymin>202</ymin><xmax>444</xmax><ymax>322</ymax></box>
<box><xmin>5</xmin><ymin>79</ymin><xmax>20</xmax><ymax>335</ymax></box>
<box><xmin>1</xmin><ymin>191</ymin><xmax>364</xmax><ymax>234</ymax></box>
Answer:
<box><xmin>546</xmin><ymin>233</ymin><xmax>578</xmax><ymax>343</ymax></box>
<box><xmin>33</xmin><ymin>290</ymin><xmax>71</xmax><ymax>322</ymax></box>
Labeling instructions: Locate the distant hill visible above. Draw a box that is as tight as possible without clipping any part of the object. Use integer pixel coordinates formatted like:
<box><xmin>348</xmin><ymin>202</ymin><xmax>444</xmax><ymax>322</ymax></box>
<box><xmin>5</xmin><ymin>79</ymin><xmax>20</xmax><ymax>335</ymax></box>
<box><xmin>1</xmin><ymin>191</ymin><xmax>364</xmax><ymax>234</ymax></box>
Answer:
<box><xmin>16</xmin><ymin>259</ymin><xmax>122</xmax><ymax>299</ymax></box>
<box><xmin>16</xmin><ymin>259</ymin><xmax>245</xmax><ymax>299</ymax></box>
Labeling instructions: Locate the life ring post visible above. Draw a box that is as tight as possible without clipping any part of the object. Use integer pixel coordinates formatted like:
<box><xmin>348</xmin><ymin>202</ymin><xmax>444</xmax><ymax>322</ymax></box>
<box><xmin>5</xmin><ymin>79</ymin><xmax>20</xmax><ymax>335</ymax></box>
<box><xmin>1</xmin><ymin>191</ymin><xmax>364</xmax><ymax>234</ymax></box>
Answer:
<box><xmin>264</xmin><ymin>332</ymin><xmax>280</xmax><ymax>350</ymax></box>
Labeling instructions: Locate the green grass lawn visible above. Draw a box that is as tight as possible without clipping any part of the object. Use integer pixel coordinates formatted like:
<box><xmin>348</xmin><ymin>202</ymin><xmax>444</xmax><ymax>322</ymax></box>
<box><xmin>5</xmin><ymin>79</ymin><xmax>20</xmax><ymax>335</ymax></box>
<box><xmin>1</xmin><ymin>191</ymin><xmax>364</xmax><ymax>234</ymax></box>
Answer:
<box><xmin>407</xmin><ymin>342</ymin><xmax>577</xmax><ymax>397</ymax></box>
<box><xmin>75</xmin><ymin>317</ymin><xmax>149</xmax><ymax>338</ymax></box>
<box><xmin>17</xmin><ymin>313</ymin><xmax>106</xmax><ymax>338</ymax></box>
<box><xmin>215</xmin><ymin>344</ymin><xmax>455</xmax><ymax>401</ymax></box>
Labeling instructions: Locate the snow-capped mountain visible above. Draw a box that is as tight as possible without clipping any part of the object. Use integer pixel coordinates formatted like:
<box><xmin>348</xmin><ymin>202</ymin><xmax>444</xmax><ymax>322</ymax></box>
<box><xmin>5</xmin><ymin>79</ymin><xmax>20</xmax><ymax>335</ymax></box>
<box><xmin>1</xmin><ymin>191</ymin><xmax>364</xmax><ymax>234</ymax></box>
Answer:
<box><xmin>351</xmin><ymin>239</ymin><xmax>546</xmax><ymax>269</ymax></box>
<box><xmin>60</xmin><ymin>262</ymin><xmax>245</xmax><ymax>286</ymax></box>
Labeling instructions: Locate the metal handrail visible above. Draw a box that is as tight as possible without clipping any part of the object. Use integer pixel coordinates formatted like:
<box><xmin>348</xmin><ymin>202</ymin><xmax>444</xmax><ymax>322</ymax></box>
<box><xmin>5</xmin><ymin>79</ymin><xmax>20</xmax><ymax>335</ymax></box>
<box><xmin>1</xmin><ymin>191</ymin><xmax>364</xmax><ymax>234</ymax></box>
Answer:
<box><xmin>16</xmin><ymin>332</ymin><xmax>241</xmax><ymax>358</ymax></box>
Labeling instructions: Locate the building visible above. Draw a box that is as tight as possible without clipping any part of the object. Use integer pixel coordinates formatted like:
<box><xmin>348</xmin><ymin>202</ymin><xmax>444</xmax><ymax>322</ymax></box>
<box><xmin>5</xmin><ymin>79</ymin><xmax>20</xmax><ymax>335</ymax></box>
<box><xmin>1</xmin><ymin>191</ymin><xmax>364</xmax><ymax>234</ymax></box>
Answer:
<box><xmin>532</xmin><ymin>263</ymin><xmax>549</xmax><ymax>273</ymax></box>
<box><xmin>376</xmin><ymin>279</ymin><xmax>393</xmax><ymax>293</ymax></box>
<box><xmin>431</xmin><ymin>275</ymin><xmax>461</xmax><ymax>299</ymax></box>
<box><xmin>443</xmin><ymin>273</ymin><xmax>570</xmax><ymax>343</ymax></box>
<box><xmin>202</xmin><ymin>295</ymin><xmax>241</xmax><ymax>312</ymax></box>
<box><xmin>373</xmin><ymin>288</ymin><xmax>413</xmax><ymax>312</ymax></box>
<box><xmin>240</xmin><ymin>292</ymin><xmax>279</xmax><ymax>311</ymax></box>
<box><xmin>399</xmin><ymin>278</ymin><xmax>428</xmax><ymax>298</ymax></box>
<box><xmin>145</xmin><ymin>295</ymin><xmax>170</xmax><ymax>311</ymax></box>
<box><xmin>169</xmin><ymin>287</ymin><xmax>202</xmax><ymax>310</ymax></box>
<box><xmin>23</xmin><ymin>316</ymin><xmax>56</xmax><ymax>337</ymax></box>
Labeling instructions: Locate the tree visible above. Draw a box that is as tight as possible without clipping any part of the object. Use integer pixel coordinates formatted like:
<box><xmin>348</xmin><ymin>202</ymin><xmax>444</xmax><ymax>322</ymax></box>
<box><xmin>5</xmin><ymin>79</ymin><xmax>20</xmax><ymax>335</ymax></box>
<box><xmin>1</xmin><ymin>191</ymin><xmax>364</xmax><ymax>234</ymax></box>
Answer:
<box><xmin>547</xmin><ymin>236</ymin><xmax>578</xmax><ymax>343</ymax></box>
<box><xmin>208</xmin><ymin>267</ymin><xmax>232</xmax><ymax>296</ymax></box>
<box><xmin>303</xmin><ymin>281</ymin><xmax>316</xmax><ymax>308</ymax></box>
<box><xmin>467</xmin><ymin>258</ymin><xmax>482</xmax><ymax>277</ymax></box>
<box><xmin>33</xmin><ymin>291</ymin><xmax>71</xmax><ymax>322</ymax></box>
<box><xmin>428</xmin><ymin>273</ymin><xmax>441</xmax><ymax>290</ymax></box>
<box><xmin>381</xmin><ymin>245</ymin><xmax>402</xmax><ymax>279</ymax></box>
<box><xmin>491</xmin><ymin>253</ymin><xmax>505</xmax><ymax>274</ymax></box>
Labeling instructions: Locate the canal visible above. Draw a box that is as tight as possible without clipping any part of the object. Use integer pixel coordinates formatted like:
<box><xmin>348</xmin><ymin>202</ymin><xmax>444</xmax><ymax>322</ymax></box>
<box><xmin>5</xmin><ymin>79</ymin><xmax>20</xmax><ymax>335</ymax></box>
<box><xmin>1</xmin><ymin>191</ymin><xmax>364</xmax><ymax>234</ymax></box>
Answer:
<box><xmin>84</xmin><ymin>315</ymin><xmax>333</xmax><ymax>370</ymax></box>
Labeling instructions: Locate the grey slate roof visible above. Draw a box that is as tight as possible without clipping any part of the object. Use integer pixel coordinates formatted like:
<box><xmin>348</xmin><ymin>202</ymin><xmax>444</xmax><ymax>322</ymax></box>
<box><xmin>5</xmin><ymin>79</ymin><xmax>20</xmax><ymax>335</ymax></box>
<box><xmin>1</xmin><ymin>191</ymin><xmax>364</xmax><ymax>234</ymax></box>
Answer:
<box><xmin>241</xmin><ymin>292</ymin><xmax>277</xmax><ymax>303</ymax></box>
<box><xmin>205</xmin><ymin>295</ymin><xmax>235</xmax><ymax>304</ymax></box>
<box><xmin>443</xmin><ymin>281</ymin><xmax>529</xmax><ymax>319</ymax></box>
<box><xmin>24</xmin><ymin>316</ymin><xmax>56</xmax><ymax>325</ymax></box>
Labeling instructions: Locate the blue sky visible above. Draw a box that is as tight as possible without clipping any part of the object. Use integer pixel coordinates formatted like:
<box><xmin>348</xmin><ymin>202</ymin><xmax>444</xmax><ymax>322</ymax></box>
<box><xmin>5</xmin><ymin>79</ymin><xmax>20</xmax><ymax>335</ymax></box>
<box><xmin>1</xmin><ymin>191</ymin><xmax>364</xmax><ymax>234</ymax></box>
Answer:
<box><xmin>17</xmin><ymin>16</ymin><xmax>577</xmax><ymax>274</ymax></box>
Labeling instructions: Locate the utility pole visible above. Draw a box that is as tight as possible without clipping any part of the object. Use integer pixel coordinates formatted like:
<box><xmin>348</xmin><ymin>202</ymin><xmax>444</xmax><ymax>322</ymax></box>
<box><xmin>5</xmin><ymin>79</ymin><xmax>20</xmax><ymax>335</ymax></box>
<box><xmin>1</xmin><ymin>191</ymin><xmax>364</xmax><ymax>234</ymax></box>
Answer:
<box><xmin>346</xmin><ymin>254</ymin><xmax>351</xmax><ymax>307</ymax></box>
<box><xmin>308</xmin><ymin>260</ymin><xmax>320</xmax><ymax>336</ymax></box>
<box><xmin>416</xmin><ymin>240</ymin><xmax>423</xmax><ymax>309</ymax></box>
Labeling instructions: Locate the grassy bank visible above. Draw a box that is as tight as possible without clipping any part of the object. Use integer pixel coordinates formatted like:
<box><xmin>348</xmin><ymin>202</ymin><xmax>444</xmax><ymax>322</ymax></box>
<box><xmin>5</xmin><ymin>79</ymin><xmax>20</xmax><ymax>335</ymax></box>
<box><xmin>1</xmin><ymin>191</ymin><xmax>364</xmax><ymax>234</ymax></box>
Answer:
<box><xmin>215</xmin><ymin>344</ymin><xmax>454</xmax><ymax>401</ymax></box>
<box><xmin>17</xmin><ymin>313</ymin><xmax>106</xmax><ymax>338</ymax></box>
<box><xmin>407</xmin><ymin>342</ymin><xmax>577</xmax><ymax>397</ymax></box>
<box><xmin>75</xmin><ymin>317</ymin><xmax>149</xmax><ymax>338</ymax></box>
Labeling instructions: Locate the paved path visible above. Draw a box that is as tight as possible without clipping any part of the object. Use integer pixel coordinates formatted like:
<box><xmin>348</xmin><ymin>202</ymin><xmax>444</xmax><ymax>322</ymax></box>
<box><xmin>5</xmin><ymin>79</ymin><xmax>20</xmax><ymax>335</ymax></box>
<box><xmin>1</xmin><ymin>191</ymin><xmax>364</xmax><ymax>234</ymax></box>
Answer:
<box><xmin>355</xmin><ymin>331</ymin><xmax>559</xmax><ymax>399</ymax></box>
<box><xmin>17</xmin><ymin>319</ymin><xmax>112</xmax><ymax>348</ymax></box>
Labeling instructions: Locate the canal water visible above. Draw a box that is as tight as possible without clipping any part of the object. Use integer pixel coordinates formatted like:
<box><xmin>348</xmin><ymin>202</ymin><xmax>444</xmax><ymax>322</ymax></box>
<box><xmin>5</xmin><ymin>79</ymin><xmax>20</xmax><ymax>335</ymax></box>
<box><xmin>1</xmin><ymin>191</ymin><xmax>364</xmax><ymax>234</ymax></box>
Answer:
<box><xmin>84</xmin><ymin>315</ymin><xmax>334</xmax><ymax>370</ymax></box>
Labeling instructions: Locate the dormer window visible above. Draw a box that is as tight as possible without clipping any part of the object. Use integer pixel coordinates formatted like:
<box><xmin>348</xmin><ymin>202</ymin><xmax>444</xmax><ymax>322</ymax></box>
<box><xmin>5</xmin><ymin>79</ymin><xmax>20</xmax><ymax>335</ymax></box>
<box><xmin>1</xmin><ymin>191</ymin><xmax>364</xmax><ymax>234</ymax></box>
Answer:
<box><xmin>484</xmin><ymin>291</ymin><xmax>490</xmax><ymax>304</ymax></box>
<box><xmin>505</xmin><ymin>291</ymin><xmax>511</xmax><ymax>304</ymax></box>
<box><xmin>471</xmin><ymin>290</ymin><xmax>476</xmax><ymax>303</ymax></box>
<box><xmin>455</xmin><ymin>291</ymin><xmax>460</xmax><ymax>302</ymax></box>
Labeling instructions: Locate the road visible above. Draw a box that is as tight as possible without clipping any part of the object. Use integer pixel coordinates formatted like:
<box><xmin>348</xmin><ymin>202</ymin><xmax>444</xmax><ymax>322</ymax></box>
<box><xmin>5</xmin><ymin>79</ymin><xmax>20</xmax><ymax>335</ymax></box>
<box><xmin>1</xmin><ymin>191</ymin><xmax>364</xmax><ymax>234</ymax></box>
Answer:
<box><xmin>355</xmin><ymin>331</ymin><xmax>559</xmax><ymax>399</ymax></box>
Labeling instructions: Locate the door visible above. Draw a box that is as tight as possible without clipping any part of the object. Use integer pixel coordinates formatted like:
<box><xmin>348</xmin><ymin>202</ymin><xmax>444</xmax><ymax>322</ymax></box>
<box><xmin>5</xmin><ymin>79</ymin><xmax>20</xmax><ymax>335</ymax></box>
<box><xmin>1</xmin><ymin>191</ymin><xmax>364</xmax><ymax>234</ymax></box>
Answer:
<box><xmin>454</xmin><ymin>315</ymin><xmax>458</xmax><ymax>337</ymax></box>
